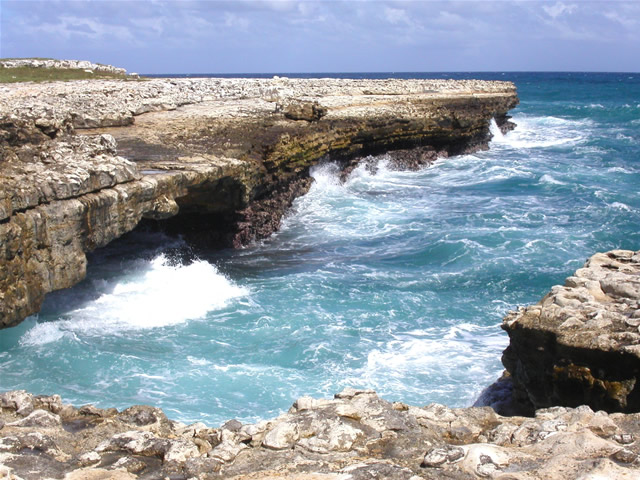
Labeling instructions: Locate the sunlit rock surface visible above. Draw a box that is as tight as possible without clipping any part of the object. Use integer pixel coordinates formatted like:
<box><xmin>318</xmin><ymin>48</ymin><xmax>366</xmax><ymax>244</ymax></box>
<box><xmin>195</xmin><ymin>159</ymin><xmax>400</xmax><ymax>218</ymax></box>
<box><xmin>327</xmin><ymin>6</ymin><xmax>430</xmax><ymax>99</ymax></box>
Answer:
<box><xmin>0</xmin><ymin>77</ymin><xmax>517</xmax><ymax>328</ymax></box>
<box><xmin>0</xmin><ymin>388</ymin><xmax>638</xmax><ymax>479</ymax></box>
<box><xmin>503</xmin><ymin>249</ymin><xmax>640</xmax><ymax>414</ymax></box>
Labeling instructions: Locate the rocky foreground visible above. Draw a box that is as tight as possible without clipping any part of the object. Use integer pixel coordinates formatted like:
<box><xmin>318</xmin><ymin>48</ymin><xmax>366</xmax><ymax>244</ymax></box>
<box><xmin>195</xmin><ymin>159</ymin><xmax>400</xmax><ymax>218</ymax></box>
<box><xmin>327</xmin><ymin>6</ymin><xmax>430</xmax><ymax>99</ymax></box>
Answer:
<box><xmin>0</xmin><ymin>76</ymin><xmax>517</xmax><ymax>329</ymax></box>
<box><xmin>0</xmin><ymin>386</ymin><xmax>639</xmax><ymax>480</ymax></box>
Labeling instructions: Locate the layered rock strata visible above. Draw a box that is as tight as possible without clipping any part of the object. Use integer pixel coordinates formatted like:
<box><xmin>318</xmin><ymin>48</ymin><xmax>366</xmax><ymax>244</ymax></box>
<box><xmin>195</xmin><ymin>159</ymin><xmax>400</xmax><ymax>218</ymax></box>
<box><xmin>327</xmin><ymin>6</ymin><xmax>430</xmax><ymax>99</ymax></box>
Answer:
<box><xmin>503</xmin><ymin>250</ymin><xmax>640</xmax><ymax>414</ymax></box>
<box><xmin>0</xmin><ymin>388</ymin><xmax>638</xmax><ymax>480</ymax></box>
<box><xmin>0</xmin><ymin>77</ymin><xmax>518</xmax><ymax>328</ymax></box>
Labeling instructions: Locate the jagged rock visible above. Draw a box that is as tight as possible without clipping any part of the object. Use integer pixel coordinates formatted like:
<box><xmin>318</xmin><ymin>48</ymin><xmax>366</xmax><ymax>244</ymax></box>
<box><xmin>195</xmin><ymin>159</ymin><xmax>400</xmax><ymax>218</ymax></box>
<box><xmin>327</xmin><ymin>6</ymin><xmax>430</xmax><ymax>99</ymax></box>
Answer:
<box><xmin>1</xmin><ymin>388</ymin><xmax>639</xmax><ymax>479</ymax></box>
<box><xmin>0</xmin><ymin>391</ymin><xmax>35</xmax><ymax>417</ymax></box>
<box><xmin>502</xmin><ymin>249</ymin><xmax>640</xmax><ymax>414</ymax></box>
<box><xmin>283</xmin><ymin>100</ymin><xmax>328</xmax><ymax>121</ymax></box>
<box><xmin>421</xmin><ymin>445</ymin><xmax>465</xmax><ymax>467</ymax></box>
<box><xmin>7</xmin><ymin>409</ymin><xmax>61</xmax><ymax>428</ymax></box>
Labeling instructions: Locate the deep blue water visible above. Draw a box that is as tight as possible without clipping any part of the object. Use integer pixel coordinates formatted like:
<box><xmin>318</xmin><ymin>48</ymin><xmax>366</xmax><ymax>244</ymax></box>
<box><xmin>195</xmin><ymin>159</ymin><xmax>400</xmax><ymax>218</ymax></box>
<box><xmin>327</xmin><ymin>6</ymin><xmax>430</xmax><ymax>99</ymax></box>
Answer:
<box><xmin>1</xmin><ymin>73</ymin><xmax>639</xmax><ymax>426</ymax></box>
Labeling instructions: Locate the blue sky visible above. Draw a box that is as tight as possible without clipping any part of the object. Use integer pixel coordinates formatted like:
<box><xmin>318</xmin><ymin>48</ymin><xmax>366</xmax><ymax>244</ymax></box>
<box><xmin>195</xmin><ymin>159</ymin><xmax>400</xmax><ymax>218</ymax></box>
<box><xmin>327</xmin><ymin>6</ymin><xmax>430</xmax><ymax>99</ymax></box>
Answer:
<box><xmin>1</xmin><ymin>1</ymin><xmax>639</xmax><ymax>73</ymax></box>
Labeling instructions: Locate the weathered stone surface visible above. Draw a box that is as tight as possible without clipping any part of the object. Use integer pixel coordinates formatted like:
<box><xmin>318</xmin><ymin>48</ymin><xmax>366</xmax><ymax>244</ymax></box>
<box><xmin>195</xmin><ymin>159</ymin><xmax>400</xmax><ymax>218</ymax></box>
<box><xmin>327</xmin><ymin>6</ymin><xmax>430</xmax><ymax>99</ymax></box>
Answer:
<box><xmin>1</xmin><ymin>389</ymin><xmax>638</xmax><ymax>479</ymax></box>
<box><xmin>0</xmin><ymin>76</ymin><xmax>517</xmax><ymax>329</ymax></box>
<box><xmin>502</xmin><ymin>249</ymin><xmax>640</xmax><ymax>414</ymax></box>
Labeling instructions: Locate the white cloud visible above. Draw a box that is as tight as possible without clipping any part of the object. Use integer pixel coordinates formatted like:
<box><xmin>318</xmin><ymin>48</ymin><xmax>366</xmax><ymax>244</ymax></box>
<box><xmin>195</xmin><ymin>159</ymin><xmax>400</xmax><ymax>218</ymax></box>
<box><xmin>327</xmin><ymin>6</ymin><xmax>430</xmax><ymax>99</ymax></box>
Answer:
<box><xmin>26</xmin><ymin>15</ymin><xmax>135</xmax><ymax>42</ymax></box>
<box><xmin>224</xmin><ymin>12</ymin><xmax>250</xmax><ymax>31</ymax></box>
<box><xmin>604</xmin><ymin>10</ymin><xmax>637</xmax><ymax>30</ymax></box>
<box><xmin>435</xmin><ymin>11</ymin><xmax>466</xmax><ymax>27</ymax></box>
<box><xmin>543</xmin><ymin>2</ymin><xmax>577</xmax><ymax>19</ymax></box>
<box><xmin>384</xmin><ymin>7</ymin><xmax>411</xmax><ymax>26</ymax></box>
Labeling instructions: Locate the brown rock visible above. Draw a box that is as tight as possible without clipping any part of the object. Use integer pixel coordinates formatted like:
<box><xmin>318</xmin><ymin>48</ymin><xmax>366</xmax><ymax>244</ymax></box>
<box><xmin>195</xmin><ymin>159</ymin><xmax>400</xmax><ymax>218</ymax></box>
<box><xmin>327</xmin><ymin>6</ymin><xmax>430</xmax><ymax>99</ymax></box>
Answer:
<box><xmin>502</xmin><ymin>250</ymin><xmax>640</xmax><ymax>414</ymax></box>
<box><xmin>0</xmin><ymin>76</ymin><xmax>518</xmax><ymax>329</ymax></box>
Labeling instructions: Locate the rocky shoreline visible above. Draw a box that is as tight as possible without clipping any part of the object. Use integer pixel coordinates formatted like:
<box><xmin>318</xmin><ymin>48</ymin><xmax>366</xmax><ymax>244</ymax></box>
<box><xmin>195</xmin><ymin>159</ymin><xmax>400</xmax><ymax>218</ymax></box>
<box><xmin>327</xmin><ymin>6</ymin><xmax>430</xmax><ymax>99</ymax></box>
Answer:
<box><xmin>0</xmin><ymin>76</ymin><xmax>517</xmax><ymax>329</ymax></box>
<box><xmin>1</xmin><ymin>253</ymin><xmax>640</xmax><ymax>479</ymax></box>
<box><xmin>2</xmin><ymin>70</ymin><xmax>640</xmax><ymax>478</ymax></box>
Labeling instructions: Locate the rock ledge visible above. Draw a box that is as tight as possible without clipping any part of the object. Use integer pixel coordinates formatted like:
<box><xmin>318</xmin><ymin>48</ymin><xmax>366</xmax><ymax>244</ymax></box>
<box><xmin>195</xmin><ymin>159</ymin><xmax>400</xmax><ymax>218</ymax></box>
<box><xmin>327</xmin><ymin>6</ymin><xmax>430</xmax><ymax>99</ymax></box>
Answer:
<box><xmin>503</xmin><ymin>249</ymin><xmax>640</xmax><ymax>414</ymax></box>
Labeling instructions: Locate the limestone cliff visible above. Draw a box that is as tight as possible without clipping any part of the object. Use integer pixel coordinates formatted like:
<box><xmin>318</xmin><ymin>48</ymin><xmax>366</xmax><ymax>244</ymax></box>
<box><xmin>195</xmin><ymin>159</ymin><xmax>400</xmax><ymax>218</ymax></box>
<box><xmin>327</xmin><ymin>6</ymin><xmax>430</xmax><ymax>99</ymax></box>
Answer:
<box><xmin>502</xmin><ymin>249</ymin><xmax>640</xmax><ymax>414</ymax></box>
<box><xmin>0</xmin><ymin>77</ymin><xmax>518</xmax><ymax>328</ymax></box>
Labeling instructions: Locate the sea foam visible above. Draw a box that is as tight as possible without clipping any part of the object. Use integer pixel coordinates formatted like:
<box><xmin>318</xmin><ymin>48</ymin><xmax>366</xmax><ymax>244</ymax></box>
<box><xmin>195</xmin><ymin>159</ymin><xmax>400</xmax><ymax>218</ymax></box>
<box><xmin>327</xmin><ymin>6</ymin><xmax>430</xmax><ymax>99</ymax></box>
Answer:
<box><xmin>21</xmin><ymin>254</ymin><xmax>248</xmax><ymax>345</ymax></box>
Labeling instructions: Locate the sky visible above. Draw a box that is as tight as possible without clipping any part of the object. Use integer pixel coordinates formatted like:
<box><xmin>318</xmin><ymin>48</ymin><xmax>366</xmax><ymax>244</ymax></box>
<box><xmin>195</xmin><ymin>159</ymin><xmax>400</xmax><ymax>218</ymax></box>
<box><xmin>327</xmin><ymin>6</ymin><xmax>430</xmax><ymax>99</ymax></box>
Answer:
<box><xmin>1</xmin><ymin>0</ymin><xmax>639</xmax><ymax>73</ymax></box>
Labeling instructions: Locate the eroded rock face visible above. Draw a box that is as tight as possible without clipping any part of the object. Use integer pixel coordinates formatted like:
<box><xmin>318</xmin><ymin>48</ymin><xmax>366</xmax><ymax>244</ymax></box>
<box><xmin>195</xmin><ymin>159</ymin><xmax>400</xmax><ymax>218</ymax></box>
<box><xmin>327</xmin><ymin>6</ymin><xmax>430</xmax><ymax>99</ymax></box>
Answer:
<box><xmin>502</xmin><ymin>250</ymin><xmax>640</xmax><ymax>414</ymax></box>
<box><xmin>0</xmin><ymin>77</ymin><xmax>517</xmax><ymax>329</ymax></box>
<box><xmin>0</xmin><ymin>389</ymin><xmax>638</xmax><ymax>479</ymax></box>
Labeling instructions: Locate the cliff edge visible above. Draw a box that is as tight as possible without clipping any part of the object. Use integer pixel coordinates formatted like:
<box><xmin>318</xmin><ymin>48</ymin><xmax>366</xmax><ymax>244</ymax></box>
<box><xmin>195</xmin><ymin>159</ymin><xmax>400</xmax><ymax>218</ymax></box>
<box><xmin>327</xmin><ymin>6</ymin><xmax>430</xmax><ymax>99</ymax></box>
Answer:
<box><xmin>0</xmin><ymin>77</ymin><xmax>518</xmax><ymax>328</ymax></box>
<box><xmin>502</xmin><ymin>249</ymin><xmax>640</xmax><ymax>415</ymax></box>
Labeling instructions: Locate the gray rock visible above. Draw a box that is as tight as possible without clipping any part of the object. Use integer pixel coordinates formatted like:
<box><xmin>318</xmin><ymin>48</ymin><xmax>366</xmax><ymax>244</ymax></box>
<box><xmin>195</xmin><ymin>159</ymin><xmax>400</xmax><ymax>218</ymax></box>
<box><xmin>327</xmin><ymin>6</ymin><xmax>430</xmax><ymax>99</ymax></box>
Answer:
<box><xmin>8</xmin><ymin>409</ymin><xmax>61</xmax><ymax>428</ymax></box>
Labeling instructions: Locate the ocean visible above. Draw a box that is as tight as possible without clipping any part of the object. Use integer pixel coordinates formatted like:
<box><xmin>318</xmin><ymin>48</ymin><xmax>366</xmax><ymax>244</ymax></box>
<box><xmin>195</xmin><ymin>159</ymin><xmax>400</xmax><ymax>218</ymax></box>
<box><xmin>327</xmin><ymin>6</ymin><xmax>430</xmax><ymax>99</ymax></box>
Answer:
<box><xmin>1</xmin><ymin>72</ymin><xmax>639</xmax><ymax>426</ymax></box>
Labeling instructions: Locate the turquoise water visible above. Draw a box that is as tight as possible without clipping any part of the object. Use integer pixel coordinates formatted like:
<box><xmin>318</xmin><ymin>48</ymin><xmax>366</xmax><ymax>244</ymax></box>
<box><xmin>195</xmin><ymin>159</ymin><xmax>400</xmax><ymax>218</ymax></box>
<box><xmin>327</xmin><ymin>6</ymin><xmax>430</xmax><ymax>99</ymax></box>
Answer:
<box><xmin>1</xmin><ymin>73</ymin><xmax>639</xmax><ymax>425</ymax></box>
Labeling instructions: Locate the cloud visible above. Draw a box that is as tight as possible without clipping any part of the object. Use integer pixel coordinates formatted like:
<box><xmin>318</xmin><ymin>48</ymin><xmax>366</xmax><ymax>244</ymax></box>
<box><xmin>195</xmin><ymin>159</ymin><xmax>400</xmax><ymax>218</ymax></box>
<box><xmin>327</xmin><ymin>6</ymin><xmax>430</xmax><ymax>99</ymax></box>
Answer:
<box><xmin>24</xmin><ymin>14</ymin><xmax>136</xmax><ymax>43</ymax></box>
<box><xmin>2</xmin><ymin>0</ymin><xmax>639</xmax><ymax>73</ymax></box>
<box><xmin>224</xmin><ymin>12</ymin><xmax>250</xmax><ymax>31</ymax></box>
<box><xmin>543</xmin><ymin>2</ymin><xmax>577</xmax><ymax>19</ymax></box>
<box><xmin>604</xmin><ymin>10</ymin><xmax>637</xmax><ymax>30</ymax></box>
<box><xmin>383</xmin><ymin>7</ymin><xmax>411</xmax><ymax>26</ymax></box>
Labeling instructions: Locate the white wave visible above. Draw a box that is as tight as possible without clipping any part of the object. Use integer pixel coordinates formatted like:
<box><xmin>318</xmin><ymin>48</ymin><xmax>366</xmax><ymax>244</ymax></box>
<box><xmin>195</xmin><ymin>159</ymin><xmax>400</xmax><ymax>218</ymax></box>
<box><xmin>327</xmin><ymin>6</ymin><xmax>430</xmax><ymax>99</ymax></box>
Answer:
<box><xmin>357</xmin><ymin>324</ymin><xmax>508</xmax><ymax>406</ymax></box>
<box><xmin>187</xmin><ymin>356</ymin><xmax>211</xmax><ymax>366</ymax></box>
<box><xmin>308</xmin><ymin>162</ymin><xmax>343</xmax><ymax>192</ymax></box>
<box><xmin>588</xmin><ymin>103</ymin><xmax>605</xmax><ymax>109</ymax></box>
<box><xmin>19</xmin><ymin>322</ymin><xmax>72</xmax><ymax>347</ymax></box>
<box><xmin>494</xmin><ymin>114</ymin><xmax>588</xmax><ymax>150</ymax></box>
<box><xmin>609</xmin><ymin>202</ymin><xmax>631</xmax><ymax>211</ymax></box>
<box><xmin>489</xmin><ymin>118</ymin><xmax>505</xmax><ymax>143</ymax></box>
<box><xmin>539</xmin><ymin>174</ymin><xmax>565</xmax><ymax>185</ymax></box>
<box><xmin>607</xmin><ymin>166</ymin><xmax>634</xmax><ymax>174</ymax></box>
<box><xmin>616</xmin><ymin>133</ymin><xmax>635</xmax><ymax>143</ymax></box>
<box><xmin>20</xmin><ymin>255</ymin><xmax>248</xmax><ymax>344</ymax></box>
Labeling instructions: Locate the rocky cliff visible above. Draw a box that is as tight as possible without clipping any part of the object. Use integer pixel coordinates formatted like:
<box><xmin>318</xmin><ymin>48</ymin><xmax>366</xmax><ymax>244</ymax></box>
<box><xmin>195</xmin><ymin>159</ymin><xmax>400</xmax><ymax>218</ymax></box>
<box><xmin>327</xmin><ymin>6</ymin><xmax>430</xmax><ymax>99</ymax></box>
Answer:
<box><xmin>0</xmin><ymin>59</ymin><xmax>129</xmax><ymax>76</ymax></box>
<box><xmin>0</xmin><ymin>77</ymin><xmax>518</xmax><ymax>329</ymax></box>
<box><xmin>502</xmin><ymin>249</ymin><xmax>640</xmax><ymax>415</ymax></box>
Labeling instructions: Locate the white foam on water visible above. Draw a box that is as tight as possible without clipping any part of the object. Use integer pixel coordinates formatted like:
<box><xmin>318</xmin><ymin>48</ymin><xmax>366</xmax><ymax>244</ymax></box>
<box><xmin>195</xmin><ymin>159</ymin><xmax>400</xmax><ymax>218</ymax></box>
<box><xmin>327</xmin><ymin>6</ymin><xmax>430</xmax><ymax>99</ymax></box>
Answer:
<box><xmin>539</xmin><ymin>174</ymin><xmax>565</xmax><ymax>185</ymax></box>
<box><xmin>607</xmin><ymin>166</ymin><xmax>634</xmax><ymax>174</ymax></box>
<box><xmin>609</xmin><ymin>202</ymin><xmax>631</xmax><ymax>211</ymax></box>
<box><xmin>616</xmin><ymin>133</ymin><xmax>636</xmax><ymax>143</ymax></box>
<box><xmin>494</xmin><ymin>115</ymin><xmax>588</xmax><ymax>150</ymax></box>
<box><xmin>19</xmin><ymin>322</ymin><xmax>73</xmax><ymax>347</ymax></box>
<box><xmin>356</xmin><ymin>324</ymin><xmax>508</xmax><ymax>406</ymax></box>
<box><xmin>489</xmin><ymin>118</ymin><xmax>505</xmax><ymax>143</ymax></box>
<box><xmin>20</xmin><ymin>254</ymin><xmax>248</xmax><ymax>344</ymax></box>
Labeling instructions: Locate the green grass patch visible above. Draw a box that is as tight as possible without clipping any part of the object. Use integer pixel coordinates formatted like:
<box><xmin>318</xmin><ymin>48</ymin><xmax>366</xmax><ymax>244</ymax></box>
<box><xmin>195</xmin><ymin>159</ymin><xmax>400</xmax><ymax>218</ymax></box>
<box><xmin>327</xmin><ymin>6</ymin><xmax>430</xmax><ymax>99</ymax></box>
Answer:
<box><xmin>0</xmin><ymin>66</ymin><xmax>139</xmax><ymax>83</ymax></box>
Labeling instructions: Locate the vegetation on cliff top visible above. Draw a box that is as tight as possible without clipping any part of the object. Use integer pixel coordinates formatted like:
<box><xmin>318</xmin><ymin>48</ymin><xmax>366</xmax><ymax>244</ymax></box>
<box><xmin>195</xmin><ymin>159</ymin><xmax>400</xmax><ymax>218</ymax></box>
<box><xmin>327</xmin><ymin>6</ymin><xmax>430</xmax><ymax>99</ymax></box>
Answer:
<box><xmin>0</xmin><ymin>60</ymin><xmax>140</xmax><ymax>83</ymax></box>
